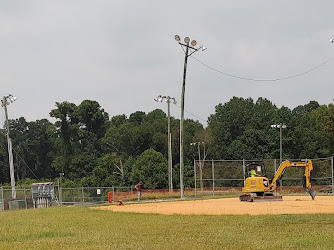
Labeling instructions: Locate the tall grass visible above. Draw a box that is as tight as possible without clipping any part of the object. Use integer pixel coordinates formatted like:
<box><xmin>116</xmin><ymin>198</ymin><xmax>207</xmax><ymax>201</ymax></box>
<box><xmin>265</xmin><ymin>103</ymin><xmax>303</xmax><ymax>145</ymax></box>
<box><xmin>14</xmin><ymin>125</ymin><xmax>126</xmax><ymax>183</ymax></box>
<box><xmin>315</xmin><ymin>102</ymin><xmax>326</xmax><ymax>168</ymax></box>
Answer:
<box><xmin>0</xmin><ymin>205</ymin><xmax>333</xmax><ymax>249</ymax></box>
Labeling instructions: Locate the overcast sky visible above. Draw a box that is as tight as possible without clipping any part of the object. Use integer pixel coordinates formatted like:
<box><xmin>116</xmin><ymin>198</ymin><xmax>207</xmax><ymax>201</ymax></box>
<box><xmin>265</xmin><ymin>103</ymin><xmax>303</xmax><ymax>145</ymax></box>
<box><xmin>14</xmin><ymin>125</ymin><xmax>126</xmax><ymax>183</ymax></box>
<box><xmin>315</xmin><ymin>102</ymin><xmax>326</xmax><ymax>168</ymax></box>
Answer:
<box><xmin>1</xmin><ymin>1</ymin><xmax>334</xmax><ymax>127</ymax></box>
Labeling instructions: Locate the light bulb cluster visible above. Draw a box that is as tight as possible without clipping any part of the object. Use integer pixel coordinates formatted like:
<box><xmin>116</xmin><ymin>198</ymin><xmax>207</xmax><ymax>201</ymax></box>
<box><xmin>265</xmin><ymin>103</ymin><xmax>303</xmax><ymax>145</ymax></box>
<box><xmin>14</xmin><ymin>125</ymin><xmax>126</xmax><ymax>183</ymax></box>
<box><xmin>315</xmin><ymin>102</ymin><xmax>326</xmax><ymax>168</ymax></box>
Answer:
<box><xmin>154</xmin><ymin>95</ymin><xmax>177</xmax><ymax>104</ymax></box>
<box><xmin>1</xmin><ymin>94</ymin><xmax>17</xmax><ymax>107</ymax></box>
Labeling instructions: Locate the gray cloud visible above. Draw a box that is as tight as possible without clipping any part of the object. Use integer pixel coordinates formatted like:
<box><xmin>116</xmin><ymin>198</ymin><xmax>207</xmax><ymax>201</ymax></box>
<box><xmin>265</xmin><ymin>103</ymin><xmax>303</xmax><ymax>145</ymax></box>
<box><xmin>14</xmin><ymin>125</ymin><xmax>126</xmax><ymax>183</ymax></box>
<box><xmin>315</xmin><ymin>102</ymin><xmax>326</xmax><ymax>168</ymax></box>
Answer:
<box><xmin>1</xmin><ymin>1</ymin><xmax>334</xmax><ymax>127</ymax></box>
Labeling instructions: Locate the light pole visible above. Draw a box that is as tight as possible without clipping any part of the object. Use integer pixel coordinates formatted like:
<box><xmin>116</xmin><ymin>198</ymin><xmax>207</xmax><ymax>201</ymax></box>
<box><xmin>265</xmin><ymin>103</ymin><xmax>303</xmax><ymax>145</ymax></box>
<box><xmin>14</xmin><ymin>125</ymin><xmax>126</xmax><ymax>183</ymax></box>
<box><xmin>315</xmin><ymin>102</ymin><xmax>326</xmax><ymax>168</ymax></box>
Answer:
<box><xmin>1</xmin><ymin>94</ymin><xmax>17</xmax><ymax>199</ymax></box>
<box><xmin>154</xmin><ymin>95</ymin><xmax>177</xmax><ymax>192</ymax></box>
<box><xmin>271</xmin><ymin>123</ymin><xmax>287</xmax><ymax>164</ymax></box>
<box><xmin>175</xmin><ymin>35</ymin><xmax>206</xmax><ymax>198</ymax></box>
<box><xmin>190</xmin><ymin>142</ymin><xmax>205</xmax><ymax>190</ymax></box>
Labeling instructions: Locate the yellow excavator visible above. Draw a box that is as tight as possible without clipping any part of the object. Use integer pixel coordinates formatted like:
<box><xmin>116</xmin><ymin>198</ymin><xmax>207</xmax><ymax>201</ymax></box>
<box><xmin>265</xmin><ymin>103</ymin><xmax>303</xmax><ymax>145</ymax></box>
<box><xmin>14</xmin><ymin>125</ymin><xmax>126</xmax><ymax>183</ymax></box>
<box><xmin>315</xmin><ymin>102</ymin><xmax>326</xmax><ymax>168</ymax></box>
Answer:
<box><xmin>239</xmin><ymin>159</ymin><xmax>316</xmax><ymax>202</ymax></box>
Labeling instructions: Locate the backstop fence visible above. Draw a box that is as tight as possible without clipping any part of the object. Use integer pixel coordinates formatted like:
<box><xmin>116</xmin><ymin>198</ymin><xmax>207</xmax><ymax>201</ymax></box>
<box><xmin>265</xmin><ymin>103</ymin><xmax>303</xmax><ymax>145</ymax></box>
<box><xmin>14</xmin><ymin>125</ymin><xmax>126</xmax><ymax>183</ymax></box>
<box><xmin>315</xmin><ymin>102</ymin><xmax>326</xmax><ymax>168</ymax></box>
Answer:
<box><xmin>194</xmin><ymin>157</ymin><xmax>334</xmax><ymax>196</ymax></box>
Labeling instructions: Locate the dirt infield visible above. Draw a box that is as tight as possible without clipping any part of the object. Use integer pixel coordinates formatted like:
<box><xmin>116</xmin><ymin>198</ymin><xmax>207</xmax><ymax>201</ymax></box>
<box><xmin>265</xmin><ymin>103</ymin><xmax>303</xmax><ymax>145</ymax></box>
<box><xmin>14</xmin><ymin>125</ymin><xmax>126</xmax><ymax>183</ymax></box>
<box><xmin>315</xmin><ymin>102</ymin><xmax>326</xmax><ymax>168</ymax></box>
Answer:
<box><xmin>97</xmin><ymin>196</ymin><xmax>334</xmax><ymax>215</ymax></box>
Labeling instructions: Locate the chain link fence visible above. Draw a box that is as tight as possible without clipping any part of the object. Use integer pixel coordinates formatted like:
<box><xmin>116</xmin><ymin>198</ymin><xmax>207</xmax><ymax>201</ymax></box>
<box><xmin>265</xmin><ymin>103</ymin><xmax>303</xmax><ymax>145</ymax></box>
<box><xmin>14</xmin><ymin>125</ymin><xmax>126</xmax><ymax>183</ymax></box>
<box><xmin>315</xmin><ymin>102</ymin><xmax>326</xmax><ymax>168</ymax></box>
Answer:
<box><xmin>59</xmin><ymin>186</ymin><xmax>133</xmax><ymax>205</ymax></box>
<box><xmin>0</xmin><ymin>186</ymin><xmax>134</xmax><ymax>211</ymax></box>
<box><xmin>1</xmin><ymin>157</ymin><xmax>333</xmax><ymax>210</ymax></box>
<box><xmin>0</xmin><ymin>186</ymin><xmax>33</xmax><ymax>211</ymax></box>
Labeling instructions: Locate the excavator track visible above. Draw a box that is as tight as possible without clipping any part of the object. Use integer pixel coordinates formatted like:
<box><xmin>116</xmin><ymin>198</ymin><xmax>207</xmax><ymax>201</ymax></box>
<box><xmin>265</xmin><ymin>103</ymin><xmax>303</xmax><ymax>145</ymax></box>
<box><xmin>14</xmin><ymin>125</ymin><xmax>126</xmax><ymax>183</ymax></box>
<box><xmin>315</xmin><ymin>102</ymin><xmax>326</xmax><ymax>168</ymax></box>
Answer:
<box><xmin>239</xmin><ymin>193</ymin><xmax>283</xmax><ymax>202</ymax></box>
<box><xmin>252</xmin><ymin>195</ymin><xmax>283</xmax><ymax>202</ymax></box>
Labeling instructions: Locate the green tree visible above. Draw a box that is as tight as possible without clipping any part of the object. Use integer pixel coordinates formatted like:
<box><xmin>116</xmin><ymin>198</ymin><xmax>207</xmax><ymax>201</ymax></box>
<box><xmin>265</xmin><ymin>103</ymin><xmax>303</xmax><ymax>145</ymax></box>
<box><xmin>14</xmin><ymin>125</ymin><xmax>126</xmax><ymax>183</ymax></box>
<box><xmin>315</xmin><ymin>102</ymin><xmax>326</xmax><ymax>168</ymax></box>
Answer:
<box><xmin>130</xmin><ymin>148</ymin><xmax>168</xmax><ymax>189</ymax></box>
<box><xmin>111</xmin><ymin>114</ymin><xmax>127</xmax><ymax>127</ymax></box>
<box><xmin>50</xmin><ymin>101</ymin><xmax>78</xmax><ymax>173</ymax></box>
<box><xmin>183</xmin><ymin>119</ymin><xmax>204</xmax><ymax>165</ymax></box>
<box><xmin>75</xmin><ymin>100</ymin><xmax>109</xmax><ymax>138</ymax></box>
<box><xmin>289</xmin><ymin>101</ymin><xmax>327</xmax><ymax>159</ymax></box>
<box><xmin>326</xmin><ymin>103</ymin><xmax>334</xmax><ymax>155</ymax></box>
<box><xmin>50</xmin><ymin>100</ymin><xmax>109</xmax><ymax>179</ymax></box>
<box><xmin>5</xmin><ymin>117</ymin><xmax>56</xmax><ymax>181</ymax></box>
<box><xmin>128</xmin><ymin>111</ymin><xmax>146</xmax><ymax>125</ymax></box>
<box><xmin>0</xmin><ymin>132</ymin><xmax>9</xmax><ymax>183</ymax></box>
<box><xmin>24</xmin><ymin>119</ymin><xmax>56</xmax><ymax>179</ymax></box>
<box><xmin>208</xmin><ymin>97</ymin><xmax>281</xmax><ymax>160</ymax></box>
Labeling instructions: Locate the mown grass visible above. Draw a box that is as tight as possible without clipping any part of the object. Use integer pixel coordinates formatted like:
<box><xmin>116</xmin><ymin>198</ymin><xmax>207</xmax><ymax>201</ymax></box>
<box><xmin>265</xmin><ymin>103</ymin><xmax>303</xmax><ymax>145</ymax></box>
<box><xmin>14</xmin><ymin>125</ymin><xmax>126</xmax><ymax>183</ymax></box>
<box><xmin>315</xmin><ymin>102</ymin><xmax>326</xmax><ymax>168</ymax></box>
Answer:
<box><xmin>0</xmin><ymin>204</ymin><xmax>334</xmax><ymax>249</ymax></box>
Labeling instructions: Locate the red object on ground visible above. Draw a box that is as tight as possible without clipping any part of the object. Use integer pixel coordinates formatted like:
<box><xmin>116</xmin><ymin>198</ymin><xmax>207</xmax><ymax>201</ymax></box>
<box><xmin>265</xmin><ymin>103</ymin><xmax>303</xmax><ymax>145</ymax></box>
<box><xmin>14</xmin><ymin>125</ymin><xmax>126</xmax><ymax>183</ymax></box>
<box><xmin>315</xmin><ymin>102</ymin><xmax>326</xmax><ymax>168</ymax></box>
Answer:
<box><xmin>108</xmin><ymin>191</ymin><xmax>112</xmax><ymax>203</ymax></box>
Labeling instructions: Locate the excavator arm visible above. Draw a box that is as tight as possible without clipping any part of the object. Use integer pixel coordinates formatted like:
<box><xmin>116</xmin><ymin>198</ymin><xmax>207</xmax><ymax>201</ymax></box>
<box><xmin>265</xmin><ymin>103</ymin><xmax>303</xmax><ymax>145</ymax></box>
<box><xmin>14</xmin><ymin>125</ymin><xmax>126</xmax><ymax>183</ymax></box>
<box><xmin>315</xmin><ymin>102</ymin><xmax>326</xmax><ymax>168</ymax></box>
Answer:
<box><xmin>269</xmin><ymin>160</ymin><xmax>316</xmax><ymax>199</ymax></box>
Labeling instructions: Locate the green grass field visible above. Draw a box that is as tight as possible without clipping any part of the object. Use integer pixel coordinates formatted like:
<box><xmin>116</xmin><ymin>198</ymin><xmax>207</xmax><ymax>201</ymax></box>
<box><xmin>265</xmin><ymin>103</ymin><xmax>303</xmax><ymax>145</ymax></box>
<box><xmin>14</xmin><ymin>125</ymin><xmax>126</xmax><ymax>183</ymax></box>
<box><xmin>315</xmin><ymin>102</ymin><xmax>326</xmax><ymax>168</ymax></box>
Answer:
<box><xmin>0</xmin><ymin>204</ymin><xmax>334</xmax><ymax>249</ymax></box>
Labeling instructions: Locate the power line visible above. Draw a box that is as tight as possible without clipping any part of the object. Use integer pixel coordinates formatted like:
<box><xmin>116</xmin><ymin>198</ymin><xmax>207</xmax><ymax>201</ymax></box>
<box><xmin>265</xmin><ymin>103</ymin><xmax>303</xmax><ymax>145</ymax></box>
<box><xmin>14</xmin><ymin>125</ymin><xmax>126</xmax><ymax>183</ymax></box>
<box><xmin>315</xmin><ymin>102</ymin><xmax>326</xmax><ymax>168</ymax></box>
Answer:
<box><xmin>12</xmin><ymin>148</ymin><xmax>40</xmax><ymax>181</ymax></box>
<box><xmin>174</xmin><ymin>103</ymin><xmax>207</xmax><ymax>123</ymax></box>
<box><xmin>172</xmin><ymin>54</ymin><xmax>334</xmax><ymax>123</ymax></box>
<box><xmin>191</xmin><ymin>55</ymin><xmax>334</xmax><ymax>82</ymax></box>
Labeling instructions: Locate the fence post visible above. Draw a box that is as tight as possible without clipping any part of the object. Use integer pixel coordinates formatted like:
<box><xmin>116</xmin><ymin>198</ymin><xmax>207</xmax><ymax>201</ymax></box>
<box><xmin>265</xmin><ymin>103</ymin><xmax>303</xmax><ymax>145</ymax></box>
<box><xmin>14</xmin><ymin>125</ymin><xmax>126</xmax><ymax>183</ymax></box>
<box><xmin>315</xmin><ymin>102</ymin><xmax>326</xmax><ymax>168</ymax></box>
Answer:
<box><xmin>82</xmin><ymin>186</ymin><xmax>85</xmax><ymax>203</ymax></box>
<box><xmin>212</xmin><ymin>159</ymin><xmax>215</xmax><ymax>196</ymax></box>
<box><xmin>24</xmin><ymin>188</ymin><xmax>28</xmax><ymax>209</ymax></box>
<box><xmin>242</xmin><ymin>159</ymin><xmax>245</xmax><ymax>184</ymax></box>
<box><xmin>1</xmin><ymin>186</ymin><xmax>3</xmax><ymax>211</ymax></box>
<box><xmin>332</xmin><ymin>156</ymin><xmax>334</xmax><ymax>194</ymax></box>
<box><xmin>194</xmin><ymin>159</ymin><xmax>197</xmax><ymax>197</ymax></box>
<box><xmin>59</xmin><ymin>186</ymin><xmax>63</xmax><ymax>206</ymax></box>
<box><xmin>112</xmin><ymin>187</ymin><xmax>115</xmax><ymax>204</ymax></box>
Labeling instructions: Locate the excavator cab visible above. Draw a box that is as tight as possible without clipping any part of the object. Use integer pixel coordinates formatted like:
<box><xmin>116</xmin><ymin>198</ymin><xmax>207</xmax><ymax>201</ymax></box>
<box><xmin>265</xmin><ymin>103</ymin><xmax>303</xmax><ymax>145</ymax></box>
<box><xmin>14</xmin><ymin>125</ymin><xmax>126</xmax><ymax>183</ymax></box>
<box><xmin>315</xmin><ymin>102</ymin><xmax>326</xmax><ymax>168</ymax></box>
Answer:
<box><xmin>245</xmin><ymin>162</ymin><xmax>267</xmax><ymax>178</ymax></box>
<box><xmin>240</xmin><ymin>162</ymin><xmax>280</xmax><ymax>202</ymax></box>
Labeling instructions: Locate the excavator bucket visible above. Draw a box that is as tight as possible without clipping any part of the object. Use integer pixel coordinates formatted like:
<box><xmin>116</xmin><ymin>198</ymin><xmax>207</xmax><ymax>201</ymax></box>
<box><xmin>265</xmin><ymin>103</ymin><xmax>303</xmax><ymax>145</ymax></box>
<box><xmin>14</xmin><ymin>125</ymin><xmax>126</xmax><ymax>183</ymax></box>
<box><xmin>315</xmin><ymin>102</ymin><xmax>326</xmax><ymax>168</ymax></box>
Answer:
<box><xmin>307</xmin><ymin>188</ymin><xmax>316</xmax><ymax>200</ymax></box>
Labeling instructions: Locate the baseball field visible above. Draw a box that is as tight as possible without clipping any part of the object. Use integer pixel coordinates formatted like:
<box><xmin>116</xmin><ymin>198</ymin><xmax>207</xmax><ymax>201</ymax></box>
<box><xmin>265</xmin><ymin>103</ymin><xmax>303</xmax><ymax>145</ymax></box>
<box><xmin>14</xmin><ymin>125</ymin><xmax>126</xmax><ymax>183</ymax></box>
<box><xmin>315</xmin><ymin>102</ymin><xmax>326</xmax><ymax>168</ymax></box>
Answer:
<box><xmin>1</xmin><ymin>195</ymin><xmax>334</xmax><ymax>249</ymax></box>
<box><xmin>97</xmin><ymin>195</ymin><xmax>334</xmax><ymax>215</ymax></box>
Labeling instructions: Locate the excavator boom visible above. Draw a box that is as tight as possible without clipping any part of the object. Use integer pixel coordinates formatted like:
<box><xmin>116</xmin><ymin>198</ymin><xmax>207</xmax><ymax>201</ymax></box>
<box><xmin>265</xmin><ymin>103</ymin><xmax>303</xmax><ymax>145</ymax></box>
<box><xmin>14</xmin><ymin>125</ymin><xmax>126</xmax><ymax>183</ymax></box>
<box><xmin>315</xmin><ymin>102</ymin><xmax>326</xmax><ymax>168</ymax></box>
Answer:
<box><xmin>270</xmin><ymin>160</ymin><xmax>315</xmax><ymax>199</ymax></box>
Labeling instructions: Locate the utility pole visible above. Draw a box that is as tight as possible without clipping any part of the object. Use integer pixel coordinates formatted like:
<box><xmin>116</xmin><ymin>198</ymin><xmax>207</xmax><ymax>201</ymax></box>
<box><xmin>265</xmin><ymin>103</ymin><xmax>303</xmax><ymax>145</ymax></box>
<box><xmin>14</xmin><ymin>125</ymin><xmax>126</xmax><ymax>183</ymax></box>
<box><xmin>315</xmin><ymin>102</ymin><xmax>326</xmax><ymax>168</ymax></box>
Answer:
<box><xmin>154</xmin><ymin>95</ymin><xmax>177</xmax><ymax>192</ymax></box>
<box><xmin>1</xmin><ymin>94</ymin><xmax>17</xmax><ymax>199</ymax></box>
<box><xmin>167</xmin><ymin>97</ymin><xmax>173</xmax><ymax>192</ymax></box>
<box><xmin>175</xmin><ymin>35</ymin><xmax>206</xmax><ymax>198</ymax></box>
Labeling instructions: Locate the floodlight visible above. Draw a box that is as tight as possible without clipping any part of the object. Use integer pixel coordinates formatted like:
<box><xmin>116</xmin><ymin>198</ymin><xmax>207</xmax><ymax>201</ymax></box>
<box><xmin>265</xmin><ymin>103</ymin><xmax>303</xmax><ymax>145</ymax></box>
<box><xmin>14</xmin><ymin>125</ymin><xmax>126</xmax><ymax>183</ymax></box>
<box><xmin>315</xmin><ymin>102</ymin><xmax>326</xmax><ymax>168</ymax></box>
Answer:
<box><xmin>9</xmin><ymin>95</ymin><xmax>17</xmax><ymax>103</ymax></box>
<box><xmin>184</xmin><ymin>37</ymin><xmax>190</xmax><ymax>44</ymax></box>
<box><xmin>191</xmin><ymin>40</ymin><xmax>197</xmax><ymax>46</ymax></box>
<box><xmin>175</xmin><ymin>35</ymin><xmax>180</xmax><ymax>42</ymax></box>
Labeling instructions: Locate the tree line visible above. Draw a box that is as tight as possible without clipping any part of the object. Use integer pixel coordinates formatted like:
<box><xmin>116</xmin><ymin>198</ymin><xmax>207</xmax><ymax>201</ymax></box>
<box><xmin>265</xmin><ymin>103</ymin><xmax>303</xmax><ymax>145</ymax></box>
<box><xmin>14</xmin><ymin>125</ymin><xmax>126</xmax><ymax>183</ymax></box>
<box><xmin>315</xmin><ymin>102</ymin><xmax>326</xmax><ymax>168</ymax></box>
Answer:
<box><xmin>0</xmin><ymin>97</ymin><xmax>333</xmax><ymax>188</ymax></box>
